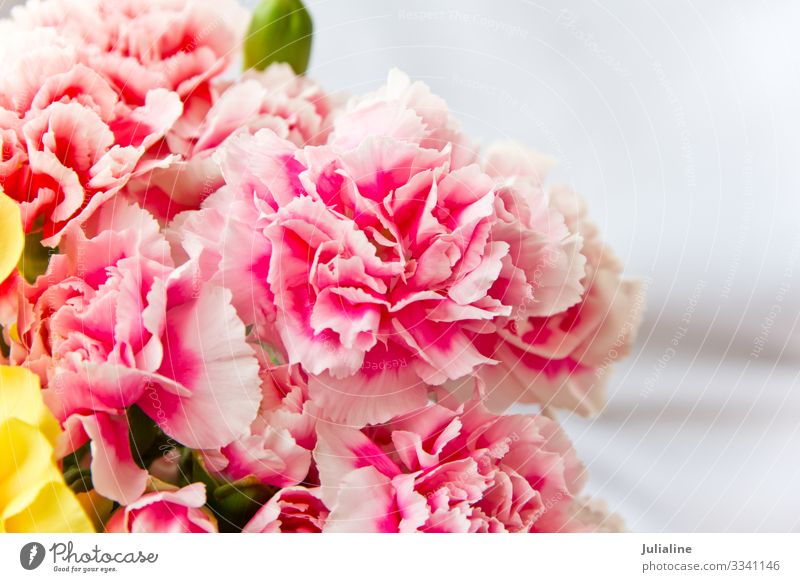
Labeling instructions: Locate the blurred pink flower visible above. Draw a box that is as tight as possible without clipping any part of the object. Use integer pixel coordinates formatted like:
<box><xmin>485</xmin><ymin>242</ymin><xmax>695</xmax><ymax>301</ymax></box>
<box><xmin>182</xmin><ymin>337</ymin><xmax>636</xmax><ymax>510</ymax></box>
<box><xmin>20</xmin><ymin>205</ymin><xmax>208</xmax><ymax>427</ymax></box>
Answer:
<box><xmin>330</xmin><ymin>69</ymin><xmax>477</xmax><ymax>168</ymax></box>
<box><xmin>13</xmin><ymin>0</ymin><xmax>247</xmax><ymax>107</ymax></box>
<box><xmin>3</xmin><ymin>0</ymin><xmax>248</xmax><ymax>238</ymax></box>
<box><xmin>315</xmin><ymin>400</ymin><xmax>586</xmax><ymax>532</ymax></box>
<box><xmin>475</xmin><ymin>143</ymin><xmax>644</xmax><ymax>415</ymax></box>
<box><xmin>567</xmin><ymin>496</ymin><xmax>625</xmax><ymax>533</ymax></box>
<box><xmin>170</xmin><ymin>64</ymin><xmax>336</xmax><ymax>158</ymax></box>
<box><xmin>484</xmin><ymin>141</ymin><xmax>586</xmax><ymax>319</ymax></box>
<box><xmin>106</xmin><ymin>483</ymin><xmax>217</xmax><ymax>533</ymax></box>
<box><xmin>0</xmin><ymin>28</ymin><xmax>181</xmax><ymax>244</ymax></box>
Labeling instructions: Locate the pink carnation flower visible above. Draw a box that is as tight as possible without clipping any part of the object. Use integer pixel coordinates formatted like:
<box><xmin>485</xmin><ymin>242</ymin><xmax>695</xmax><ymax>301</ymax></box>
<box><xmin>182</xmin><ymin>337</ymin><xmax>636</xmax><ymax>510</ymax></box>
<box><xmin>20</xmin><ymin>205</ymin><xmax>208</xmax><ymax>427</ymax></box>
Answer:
<box><xmin>266</xmin><ymin>143</ymin><xmax>511</xmax><ymax>405</ymax></box>
<box><xmin>193</xmin><ymin>128</ymin><xmax>520</xmax><ymax>426</ymax></box>
<box><xmin>9</xmin><ymin>202</ymin><xmax>260</xmax><ymax>504</ymax></box>
<box><xmin>314</xmin><ymin>400</ymin><xmax>586</xmax><ymax>533</ymax></box>
<box><xmin>105</xmin><ymin>483</ymin><xmax>217</xmax><ymax>533</ymax></box>
<box><xmin>0</xmin><ymin>28</ymin><xmax>181</xmax><ymax>244</ymax></box>
<box><xmin>484</xmin><ymin>142</ymin><xmax>586</xmax><ymax>319</ymax></box>
<box><xmin>133</xmin><ymin>63</ymin><xmax>336</xmax><ymax>222</ymax></box>
<box><xmin>244</xmin><ymin>486</ymin><xmax>329</xmax><ymax>533</ymax></box>
<box><xmin>330</xmin><ymin>69</ymin><xmax>477</xmax><ymax>168</ymax></box>
<box><xmin>170</xmin><ymin>64</ymin><xmax>335</xmax><ymax>158</ymax></box>
<box><xmin>475</xmin><ymin>143</ymin><xmax>644</xmax><ymax>415</ymax></box>
<box><xmin>13</xmin><ymin>0</ymin><xmax>247</xmax><ymax>107</ymax></box>
<box><xmin>178</xmin><ymin>73</ymin><xmax>593</xmax><ymax>428</ymax></box>
<box><xmin>202</xmin><ymin>364</ymin><xmax>317</xmax><ymax>488</ymax></box>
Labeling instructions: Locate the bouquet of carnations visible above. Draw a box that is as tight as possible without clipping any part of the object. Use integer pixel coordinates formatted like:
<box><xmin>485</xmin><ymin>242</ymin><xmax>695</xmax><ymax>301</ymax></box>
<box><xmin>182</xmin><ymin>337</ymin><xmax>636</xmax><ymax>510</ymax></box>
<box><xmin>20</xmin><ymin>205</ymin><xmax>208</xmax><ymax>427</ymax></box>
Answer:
<box><xmin>0</xmin><ymin>0</ymin><xmax>643</xmax><ymax>533</ymax></box>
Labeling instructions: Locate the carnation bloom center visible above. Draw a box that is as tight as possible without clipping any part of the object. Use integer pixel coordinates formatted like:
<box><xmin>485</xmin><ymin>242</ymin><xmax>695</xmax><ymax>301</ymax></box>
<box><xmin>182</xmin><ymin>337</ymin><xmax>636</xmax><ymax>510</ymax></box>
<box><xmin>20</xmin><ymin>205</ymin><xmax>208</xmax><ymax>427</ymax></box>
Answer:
<box><xmin>294</xmin><ymin>147</ymin><xmax>507</xmax><ymax>363</ymax></box>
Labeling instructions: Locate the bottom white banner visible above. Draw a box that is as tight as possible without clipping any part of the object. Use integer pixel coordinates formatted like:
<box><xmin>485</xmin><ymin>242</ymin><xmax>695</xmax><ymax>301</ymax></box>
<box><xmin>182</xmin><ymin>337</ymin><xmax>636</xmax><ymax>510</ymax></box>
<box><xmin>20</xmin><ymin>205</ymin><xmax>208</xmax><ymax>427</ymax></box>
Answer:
<box><xmin>0</xmin><ymin>534</ymin><xmax>796</xmax><ymax>581</ymax></box>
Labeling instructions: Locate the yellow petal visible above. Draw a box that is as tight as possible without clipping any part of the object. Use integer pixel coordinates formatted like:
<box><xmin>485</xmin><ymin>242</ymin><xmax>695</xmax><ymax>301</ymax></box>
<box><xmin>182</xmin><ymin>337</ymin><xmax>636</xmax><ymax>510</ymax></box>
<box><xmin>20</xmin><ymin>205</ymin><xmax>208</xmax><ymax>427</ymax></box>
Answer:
<box><xmin>0</xmin><ymin>367</ymin><xmax>94</xmax><ymax>533</ymax></box>
<box><xmin>4</xmin><ymin>479</ymin><xmax>94</xmax><ymax>533</ymax></box>
<box><xmin>0</xmin><ymin>366</ymin><xmax>59</xmax><ymax>446</ymax></box>
<box><xmin>0</xmin><ymin>418</ymin><xmax>60</xmax><ymax>520</ymax></box>
<box><xmin>0</xmin><ymin>419</ymin><xmax>93</xmax><ymax>532</ymax></box>
<box><xmin>0</xmin><ymin>190</ymin><xmax>24</xmax><ymax>282</ymax></box>
<box><xmin>0</xmin><ymin>417</ymin><xmax>62</xmax><ymax>522</ymax></box>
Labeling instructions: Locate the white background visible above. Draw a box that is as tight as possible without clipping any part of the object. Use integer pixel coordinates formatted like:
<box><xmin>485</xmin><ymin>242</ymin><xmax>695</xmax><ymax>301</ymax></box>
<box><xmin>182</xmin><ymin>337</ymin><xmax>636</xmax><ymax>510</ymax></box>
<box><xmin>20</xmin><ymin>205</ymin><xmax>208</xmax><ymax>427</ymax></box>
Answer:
<box><xmin>2</xmin><ymin>0</ymin><xmax>799</xmax><ymax>532</ymax></box>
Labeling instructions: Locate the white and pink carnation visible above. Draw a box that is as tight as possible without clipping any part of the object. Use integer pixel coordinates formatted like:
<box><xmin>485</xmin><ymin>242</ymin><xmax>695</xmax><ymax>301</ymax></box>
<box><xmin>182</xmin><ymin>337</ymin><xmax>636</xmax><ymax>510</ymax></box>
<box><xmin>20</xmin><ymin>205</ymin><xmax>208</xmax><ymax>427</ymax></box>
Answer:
<box><xmin>175</xmin><ymin>73</ymin><xmax>608</xmax><ymax>428</ymax></box>
<box><xmin>244</xmin><ymin>486</ymin><xmax>329</xmax><ymax>533</ymax></box>
<box><xmin>9</xmin><ymin>202</ymin><xmax>261</xmax><ymax>504</ymax></box>
<box><xmin>330</xmin><ymin>69</ymin><xmax>477</xmax><ymax>168</ymax></box>
<box><xmin>132</xmin><ymin>63</ymin><xmax>337</xmax><ymax>222</ymax></box>
<box><xmin>12</xmin><ymin>0</ymin><xmax>247</xmax><ymax>108</ymax></box>
<box><xmin>105</xmin><ymin>483</ymin><xmax>217</xmax><ymax>533</ymax></box>
<box><xmin>202</xmin><ymin>363</ymin><xmax>317</xmax><ymax>488</ymax></box>
<box><xmin>0</xmin><ymin>27</ymin><xmax>181</xmax><ymax>243</ymax></box>
<box><xmin>314</xmin><ymin>400</ymin><xmax>586</xmax><ymax>533</ymax></box>
<box><xmin>190</xmin><ymin>128</ymin><xmax>513</xmax><ymax>426</ymax></box>
<box><xmin>473</xmin><ymin>143</ymin><xmax>643</xmax><ymax>415</ymax></box>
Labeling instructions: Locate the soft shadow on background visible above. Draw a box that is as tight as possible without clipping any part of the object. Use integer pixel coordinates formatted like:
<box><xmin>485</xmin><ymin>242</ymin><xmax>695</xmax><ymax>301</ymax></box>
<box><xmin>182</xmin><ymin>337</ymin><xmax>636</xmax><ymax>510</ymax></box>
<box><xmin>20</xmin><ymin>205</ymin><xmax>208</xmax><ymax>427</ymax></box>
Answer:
<box><xmin>3</xmin><ymin>0</ymin><xmax>798</xmax><ymax>532</ymax></box>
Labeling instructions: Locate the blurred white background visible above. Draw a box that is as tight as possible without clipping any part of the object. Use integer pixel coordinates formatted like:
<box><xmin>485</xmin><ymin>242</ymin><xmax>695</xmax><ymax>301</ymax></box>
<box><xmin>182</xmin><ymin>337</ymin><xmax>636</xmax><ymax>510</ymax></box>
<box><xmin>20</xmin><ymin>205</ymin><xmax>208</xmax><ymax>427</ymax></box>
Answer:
<box><xmin>3</xmin><ymin>0</ymin><xmax>799</xmax><ymax>531</ymax></box>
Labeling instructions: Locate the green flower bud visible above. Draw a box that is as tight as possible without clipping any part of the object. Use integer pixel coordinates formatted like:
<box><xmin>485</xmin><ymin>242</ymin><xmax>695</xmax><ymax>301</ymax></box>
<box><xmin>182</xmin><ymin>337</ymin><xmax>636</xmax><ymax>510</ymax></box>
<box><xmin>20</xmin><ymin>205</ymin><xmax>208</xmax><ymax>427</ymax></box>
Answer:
<box><xmin>244</xmin><ymin>0</ymin><xmax>313</xmax><ymax>74</ymax></box>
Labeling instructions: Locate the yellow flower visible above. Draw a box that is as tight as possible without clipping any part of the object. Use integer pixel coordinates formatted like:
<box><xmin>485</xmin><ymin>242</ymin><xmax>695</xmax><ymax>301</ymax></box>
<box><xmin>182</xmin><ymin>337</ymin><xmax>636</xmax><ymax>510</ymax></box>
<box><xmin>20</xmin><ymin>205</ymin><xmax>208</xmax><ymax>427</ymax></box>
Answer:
<box><xmin>0</xmin><ymin>366</ymin><xmax>94</xmax><ymax>532</ymax></box>
<box><xmin>0</xmin><ymin>190</ymin><xmax>24</xmax><ymax>282</ymax></box>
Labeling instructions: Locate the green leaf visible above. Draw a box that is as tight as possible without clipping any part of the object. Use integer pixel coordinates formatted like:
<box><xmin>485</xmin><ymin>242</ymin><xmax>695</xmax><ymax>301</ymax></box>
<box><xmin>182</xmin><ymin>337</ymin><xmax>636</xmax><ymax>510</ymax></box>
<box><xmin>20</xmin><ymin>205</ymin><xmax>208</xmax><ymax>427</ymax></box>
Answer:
<box><xmin>243</xmin><ymin>0</ymin><xmax>313</xmax><ymax>74</ymax></box>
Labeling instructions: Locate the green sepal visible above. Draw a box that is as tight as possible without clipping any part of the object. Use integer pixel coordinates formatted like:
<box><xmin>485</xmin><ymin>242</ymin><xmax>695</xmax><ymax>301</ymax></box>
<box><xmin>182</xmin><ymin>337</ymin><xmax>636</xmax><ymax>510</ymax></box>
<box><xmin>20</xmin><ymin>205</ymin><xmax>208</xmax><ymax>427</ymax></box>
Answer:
<box><xmin>18</xmin><ymin>230</ymin><xmax>53</xmax><ymax>283</ymax></box>
<box><xmin>212</xmin><ymin>476</ymin><xmax>277</xmax><ymax>532</ymax></box>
